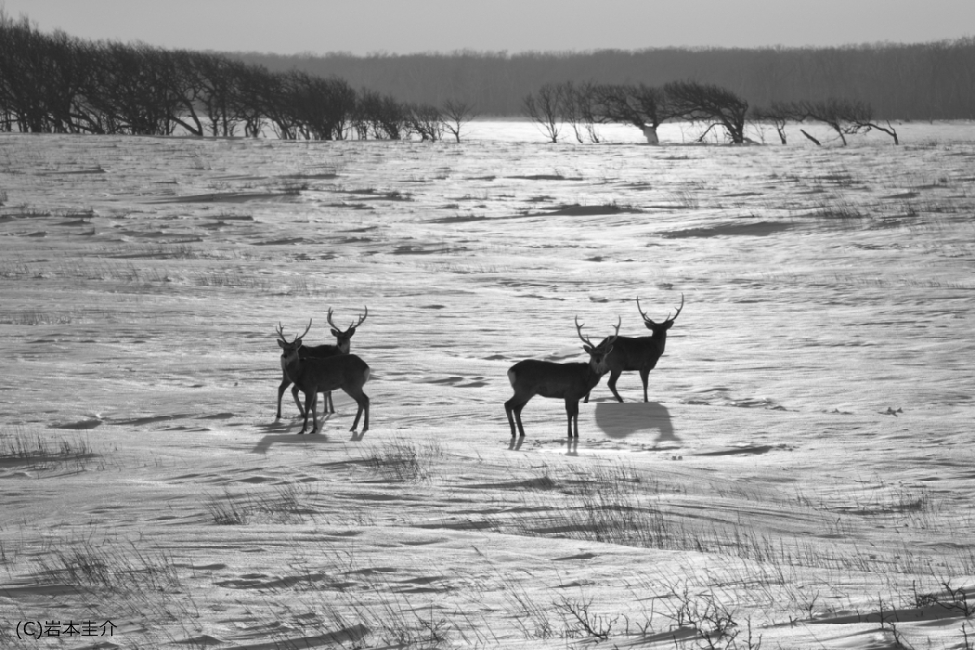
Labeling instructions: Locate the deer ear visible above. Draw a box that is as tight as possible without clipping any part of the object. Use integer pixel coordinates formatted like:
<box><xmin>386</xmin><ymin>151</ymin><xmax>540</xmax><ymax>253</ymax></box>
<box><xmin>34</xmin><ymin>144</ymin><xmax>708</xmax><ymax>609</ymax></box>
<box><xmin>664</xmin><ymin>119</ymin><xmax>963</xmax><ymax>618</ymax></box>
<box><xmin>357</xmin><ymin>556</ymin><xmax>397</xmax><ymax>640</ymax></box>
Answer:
<box><xmin>277</xmin><ymin>339</ymin><xmax>287</xmax><ymax>349</ymax></box>
<box><xmin>330</xmin><ymin>329</ymin><xmax>341</xmax><ymax>337</ymax></box>
<box><xmin>584</xmin><ymin>345</ymin><xmax>595</xmax><ymax>354</ymax></box>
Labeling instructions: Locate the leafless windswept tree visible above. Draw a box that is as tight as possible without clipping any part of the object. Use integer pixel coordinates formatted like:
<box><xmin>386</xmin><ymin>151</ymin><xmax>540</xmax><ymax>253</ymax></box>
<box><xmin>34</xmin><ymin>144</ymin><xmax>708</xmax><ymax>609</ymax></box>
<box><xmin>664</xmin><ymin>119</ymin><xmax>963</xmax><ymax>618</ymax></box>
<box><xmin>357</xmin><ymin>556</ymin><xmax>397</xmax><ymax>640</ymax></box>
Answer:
<box><xmin>663</xmin><ymin>80</ymin><xmax>750</xmax><ymax>144</ymax></box>
<box><xmin>791</xmin><ymin>98</ymin><xmax>880</xmax><ymax>145</ymax></box>
<box><xmin>0</xmin><ymin>15</ymin><xmax>86</xmax><ymax>133</ymax></box>
<box><xmin>440</xmin><ymin>98</ymin><xmax>476</xmax><ymax>143</ymax></box>
<box><xmin>407</xmin><ymin>103</ymin><xmax>444</xmax><ymax>141</ymax></box>
<box><xmin>592</xmin><ymin>83</ymin><xmax>671</xmax><ymax>143</ymax></box>
<box><xmin>751</xmin><ymin>101</ymin><xmax>799</xmax><ymax>144</ymax></box>
<box><xmin>523</xmin><ymin>83</ymin><xmax>565</xmax><ymax>143</ymax></box>
<box><xmin>188</xmin><ymin>52</ymin><xmax>240</xmax><ymax>137</ymax></box>
<box><xmin>284</xmin><ymin>71</ymin><xmax>356</xmax><ymax>140</ymax></box>
<box><xmin>353</xmin><ymin>90</ymin><xmax>410</xmax><ymax>140</ymax></box>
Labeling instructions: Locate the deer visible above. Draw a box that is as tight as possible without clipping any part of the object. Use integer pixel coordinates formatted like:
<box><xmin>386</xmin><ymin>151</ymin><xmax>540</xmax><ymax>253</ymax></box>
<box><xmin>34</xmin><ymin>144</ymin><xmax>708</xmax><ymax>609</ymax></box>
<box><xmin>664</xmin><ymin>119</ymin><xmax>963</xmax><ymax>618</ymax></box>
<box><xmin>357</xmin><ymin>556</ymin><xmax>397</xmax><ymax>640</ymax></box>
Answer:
<box><xmin>585</xmin><ymin>294</ymin><xmax>683</xmax><ymax>404</ymax></box>
<box><xmin>275</xmin><ymin>321</ymin><xmax>370</xmax><ymax>435</ymax></box>
<box><xmin>275</xmin><ymin>307</ymin><xmax>368</xmax><ymax>420</ymax></box>
<box><xmin>505</xmin><ymin>316</ymin><xmax>620</xmax><ymax>439</ymax></box>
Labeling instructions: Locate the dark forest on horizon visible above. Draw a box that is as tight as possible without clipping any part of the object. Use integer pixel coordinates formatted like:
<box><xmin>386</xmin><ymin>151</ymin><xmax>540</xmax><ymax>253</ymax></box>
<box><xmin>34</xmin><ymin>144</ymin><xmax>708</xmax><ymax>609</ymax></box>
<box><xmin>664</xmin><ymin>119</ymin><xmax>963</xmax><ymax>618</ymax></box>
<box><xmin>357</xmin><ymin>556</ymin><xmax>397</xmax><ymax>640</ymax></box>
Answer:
<box><xmin>2</xmin><ymin>8</ymin><xmax>973</xmax><ymax>141</ymax></box>
<box><xmin>231</xmin><ymin>40</ymin><xmax>975</xmax><ymax>119</ymax></box>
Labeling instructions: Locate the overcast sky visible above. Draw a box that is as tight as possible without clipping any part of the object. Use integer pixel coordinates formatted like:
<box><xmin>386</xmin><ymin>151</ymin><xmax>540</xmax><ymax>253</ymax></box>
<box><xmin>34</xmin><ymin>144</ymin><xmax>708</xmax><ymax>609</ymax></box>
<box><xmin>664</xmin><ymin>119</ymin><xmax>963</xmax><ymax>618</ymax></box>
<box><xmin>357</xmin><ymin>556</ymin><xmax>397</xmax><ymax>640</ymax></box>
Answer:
<box><xmin>3</xmin><ymin>0</ymin><xmax>973</xmax><ymax>55</ymax></box>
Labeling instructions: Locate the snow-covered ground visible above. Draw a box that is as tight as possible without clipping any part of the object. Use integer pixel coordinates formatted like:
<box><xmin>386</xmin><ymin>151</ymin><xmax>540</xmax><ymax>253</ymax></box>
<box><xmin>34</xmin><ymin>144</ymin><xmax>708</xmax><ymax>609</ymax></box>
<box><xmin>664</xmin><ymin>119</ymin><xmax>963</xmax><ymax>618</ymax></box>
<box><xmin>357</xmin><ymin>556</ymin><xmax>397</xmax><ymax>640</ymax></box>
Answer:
<box><xmin>1</xmin><ymin>121</ymin><xmax>974</xmax><ymax>649</ymax></box>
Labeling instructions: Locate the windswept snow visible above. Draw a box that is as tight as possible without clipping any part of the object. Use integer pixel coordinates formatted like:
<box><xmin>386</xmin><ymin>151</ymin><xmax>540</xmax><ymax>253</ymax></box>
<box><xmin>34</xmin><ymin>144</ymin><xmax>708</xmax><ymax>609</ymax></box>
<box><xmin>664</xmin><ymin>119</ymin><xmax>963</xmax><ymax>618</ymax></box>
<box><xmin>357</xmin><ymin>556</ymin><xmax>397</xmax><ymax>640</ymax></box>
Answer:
<box><xmin>1</xmin><ymin>122</ymin><xmax>974</xmax><ymax>649</ymax></box>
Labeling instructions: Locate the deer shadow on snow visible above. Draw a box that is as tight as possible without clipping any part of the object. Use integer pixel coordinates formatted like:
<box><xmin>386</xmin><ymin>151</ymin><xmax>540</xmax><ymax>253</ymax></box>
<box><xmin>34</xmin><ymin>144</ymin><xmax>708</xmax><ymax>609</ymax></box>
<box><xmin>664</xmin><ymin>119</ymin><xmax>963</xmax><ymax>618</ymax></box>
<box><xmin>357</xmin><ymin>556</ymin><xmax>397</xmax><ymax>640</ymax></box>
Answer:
<box><xmin>252</xmin><ymin>416</ymin><xmax>365</xmax><ymax>454</ymax></box>
<box><xmin>593</xmin><ymin>401</ymin><xmax>679</xmax><ymax>448</ymax></box>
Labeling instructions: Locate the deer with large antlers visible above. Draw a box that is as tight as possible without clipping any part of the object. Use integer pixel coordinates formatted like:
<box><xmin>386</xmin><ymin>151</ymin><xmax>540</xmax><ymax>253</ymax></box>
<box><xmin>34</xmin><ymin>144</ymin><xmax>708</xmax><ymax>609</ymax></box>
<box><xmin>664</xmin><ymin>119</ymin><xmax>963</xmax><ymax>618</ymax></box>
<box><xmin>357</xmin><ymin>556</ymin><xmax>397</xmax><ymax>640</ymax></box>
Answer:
<box><xmin>275</xmin><ymin>321</ymin><xmax>370</xmax><ymax>435</ymax></box>
<box><xmin>275</xmin><ymin>307</ymin><xmax>368</xmax><ymax>420</ymax></box>
<box><xmin>505</xmin><ymin>317</ymin><xmax>620</xmax><ymax>439</ymax></box>
<box><xmin>585</xmin><ymin>294</ymin><xmax>684</xmax><ymax>404</ymax></box>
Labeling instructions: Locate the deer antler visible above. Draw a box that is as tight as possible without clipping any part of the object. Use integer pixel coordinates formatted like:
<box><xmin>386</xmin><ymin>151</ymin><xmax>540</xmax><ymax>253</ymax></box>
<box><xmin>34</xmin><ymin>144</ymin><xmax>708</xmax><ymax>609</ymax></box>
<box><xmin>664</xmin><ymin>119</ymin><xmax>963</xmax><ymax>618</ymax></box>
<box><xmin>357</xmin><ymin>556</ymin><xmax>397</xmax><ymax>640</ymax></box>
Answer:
<box><xmin>665</xmin><ymin>294</ymin><xmax>685</xmax><ymax>323</ymax></box>
<box><xmin>327</xmin><ymin>307</ymin><xmax>368</xmax><ymax>332</ymax></box>
<box><xmin>575</xmin><ymin>316</ymin><xmax>595</xmax><ymax>348</ymax></box>
<box><xmin>606</xmin><ymin>316</ymin><xmax>621</xmax><ymax>344</ymax></box>
<box><xmin>636</xmin><ymin>297</ymin><xmax>655</xmax><ymax>325</ymax></box>
<box><xmin>352</xmin><ymin>306</ymin><xmax>368</xmax><ymax>329</ymax></box>
<box><xmin>278</xmin><ymin>319</ymin><xmax>312</xmax><ymax>343</ymax></box>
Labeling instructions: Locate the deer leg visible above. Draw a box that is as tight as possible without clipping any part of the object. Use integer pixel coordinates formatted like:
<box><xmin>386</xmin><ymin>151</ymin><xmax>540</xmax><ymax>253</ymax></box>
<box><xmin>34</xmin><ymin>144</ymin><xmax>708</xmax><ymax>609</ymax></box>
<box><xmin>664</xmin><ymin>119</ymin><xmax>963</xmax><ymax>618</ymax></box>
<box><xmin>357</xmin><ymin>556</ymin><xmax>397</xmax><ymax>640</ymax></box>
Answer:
<box><xmin>504</xmin><ymin>399</ymin><xmax>516</xmax><ymax>438</ymax></box>
<box><xmin>505</xmin><ymin>396</ymin><xmax>528</xmax><ymax>437</ymax></box>
<box><xmin>291</xmin><ymin>385</ymin><xmax>305</xmax><ymax>417</ymax></box>
<box><xmin>565</xmin><ymin>399</ymin><xmax>580</xmax><ymax>438</ymax></box>
<box><xmin>361</xmin><ymin>393</ymin><xmax>369</xmax><ymax>432</ymax></box>
<box><xmin>344</xmin><ymin>387</ymin><xmax>369</xmax><ymax>432</ymax></box>
<box><xmin>299</xmin><ymin>390</ymin><xmax>315</xmax><ymax>434</ymax></box>
<box><xmin>311</xmin><ymin>390</ymin><xmax>325</xmax><ymax>433</ymax></box>
<box><xmin>513</xmin><ymin>405</ymin><xmax>527</xmax><ymax>438</ymax></box>
<box><xmin>607</xmin><ymin>369</ymin><xmax>624</xmax><ymax>403</ymax></box>
<box><xmin>276</xmin><ymin>374</ymin><xmax>292</xmax><ymax>419</ymax></box>
<box><xmin>639</xmin><ymin>367</ymin><xmax>651</xmax><ymax>403</ymax></box>
<box><xmin>309</xmin><ymin>391</ymin><xmax>321</xmax><ymax>434</ymax></box>
<box><xmin>325</xmin><ymin>390</ymin><xmax>334</xmax><ymax>414</ymax></box>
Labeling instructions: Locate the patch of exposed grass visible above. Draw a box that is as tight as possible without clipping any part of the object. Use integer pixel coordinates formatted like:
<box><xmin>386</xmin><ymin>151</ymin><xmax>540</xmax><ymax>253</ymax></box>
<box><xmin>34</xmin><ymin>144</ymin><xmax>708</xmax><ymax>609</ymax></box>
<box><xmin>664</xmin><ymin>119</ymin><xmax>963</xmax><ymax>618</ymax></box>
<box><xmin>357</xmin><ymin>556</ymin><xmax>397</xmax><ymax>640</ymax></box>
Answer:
<box><xmin>810</xmin><ymin>200</ymin><xmax>869</xmax><ymax>222</ymax></box>
<box><xmin>472</xmin><ymin>461</ymin><xmax>975</xmax><ymax>580</ymax></box>
<box><xmin>0</xmin><ymin>429</ymin><xmax>93</xmax><ymax>464</ymax></box>
<box><xmin>204</xmin><ymin>482</ymin><xmax>318</xmax><ymax>525</ymax></box>
<box><xmin>0</xmin><ymin>310</ymin><xmax>76</xmax><ymax>325</ymax></box>
<box><xmin>367</xmin><ymin>440</ymin><xmax>444</xmax><ymax>482</ymax></box>
<box><xmin>31</xmin><ymin>539</ymin><xmax>181</xmax><ymax>593</ymax></box>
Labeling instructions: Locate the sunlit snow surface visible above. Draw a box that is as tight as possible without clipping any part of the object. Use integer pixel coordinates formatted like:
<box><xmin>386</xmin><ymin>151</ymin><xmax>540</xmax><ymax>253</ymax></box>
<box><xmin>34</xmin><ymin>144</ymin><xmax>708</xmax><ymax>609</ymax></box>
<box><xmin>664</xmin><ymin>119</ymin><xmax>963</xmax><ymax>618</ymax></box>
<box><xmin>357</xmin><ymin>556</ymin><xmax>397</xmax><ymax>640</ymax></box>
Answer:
<box><xmin>1</xmin><ymin>121</ymin><xmax>974</xmax><ymax>649</ymax></box>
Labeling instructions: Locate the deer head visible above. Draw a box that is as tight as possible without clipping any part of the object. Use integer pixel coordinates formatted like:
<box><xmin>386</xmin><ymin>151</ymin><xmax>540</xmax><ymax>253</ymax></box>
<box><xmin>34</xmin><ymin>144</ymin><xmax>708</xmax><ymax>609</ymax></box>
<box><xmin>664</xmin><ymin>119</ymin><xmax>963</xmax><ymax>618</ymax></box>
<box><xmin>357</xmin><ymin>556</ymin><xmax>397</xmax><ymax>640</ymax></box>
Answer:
<box><xmin>276</xmin><ymin>319</ymin><xmax>312</xmax><ymax>357</ymax></box>
<box><xmin>326</xmin><ymin>307</ymin><xmax>368</xmax><ymax>353</ymax></box>
<box><xmin>575</xmin><ymin>315</ymin><xmax>620</xmax><ymax>370</ymax></box>
<box><xmin>637</xmin><ymin>294</ymin><xmax>684</xmax><ymax>335</ymax></box>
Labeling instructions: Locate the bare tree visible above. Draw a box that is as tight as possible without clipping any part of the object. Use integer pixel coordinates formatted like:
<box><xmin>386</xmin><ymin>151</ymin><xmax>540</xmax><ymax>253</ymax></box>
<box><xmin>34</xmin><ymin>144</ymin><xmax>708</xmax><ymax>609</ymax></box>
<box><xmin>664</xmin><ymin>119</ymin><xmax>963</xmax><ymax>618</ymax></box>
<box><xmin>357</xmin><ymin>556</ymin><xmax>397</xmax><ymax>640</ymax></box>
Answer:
<box><xmin>440</xmin><ymin>98</ymin><xmax>476</xmax><ymax>142</ymax></box>
<box><xmin>664</xmin><ymin>81</ymin><xmax>750</xmax><ymax>144</ymax></box>
<box><xmin>523</xmin><ymin>83</ymin><xmax>565</xmax><ymax>143</ymax></box>
<box><xmin>793</xmin><ymin>98</ymin><xmax>874</xmax><ymax>145</ymax></box>
<box><xmin>286</xmin><ymin>71</ymin><xmax>356</xmax><ymax>140</ymax></box>
<box><xmin>254</xmin><ymin>68</ymin><xmax>298</xmax><ymax>139</ymax></box>
<box><xmin>157</xmin><ymin>49</ymin><xmax>206</xmax><ymax>136</ymax></box>
<box><xmin>751</xmin><ymin>101</ymin><xmax>798</xmax><ymax>144</ymax></box>
<box><xmin>232</xmin><ymin>64</ymin><xmax>270</xmax><ymax>138</ymax></box>
<box><xmin>85</xmin><ymin>42</ymin><xmax>175</xmax><ymax>135</ymax></box>
<box><xmin>407</xmin><ymin>103</ymin><xmax>444</xmax><ymax>141</ymax></box>
<box><xmin>552</xmin><ymin>81</ymin><xmax>601</xmax><ymax>143</ymax></box>
<box><xmin>592</xmin><ymin>83</ymin><xmax>670</xmax><ymax>143</ymax></box>
<box><xmin>0</xmin><ymin>15</ymin><xmax>96</xmax><ymax>134</ymax></box>
<box><xmin>851</xmin><ymin>110</ymin><xmax>899</xmax><ymax>144</ymax></box>
<box><xmin>192</xmin><ymin>52</ymin><xmax>248</xmax><ymax>137</ymax></box>
<box><xmin>573</xmin><ymin>81</ymin><xmax>603</xmax><ymax>143</ymax></box>
<box><xmin>353</xmin><ymin>90</ymin><xmax>409</xmax><ymax>140</ymax></box>
<box><xmin>373</xmin><ymin>94</ymin><xmax>410</xmax><ymax>140</ymax></box>
<box><xmin>557</xmin><ymin>81</ymin><xmax>586</xmax><ymax>143</ymax></box>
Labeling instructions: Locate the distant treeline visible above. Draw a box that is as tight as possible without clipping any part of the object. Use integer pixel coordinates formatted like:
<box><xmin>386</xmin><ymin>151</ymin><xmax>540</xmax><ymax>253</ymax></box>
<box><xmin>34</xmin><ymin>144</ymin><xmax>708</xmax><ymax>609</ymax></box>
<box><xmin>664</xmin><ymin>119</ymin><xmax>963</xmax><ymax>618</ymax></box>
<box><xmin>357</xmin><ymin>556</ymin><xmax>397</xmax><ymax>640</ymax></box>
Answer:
<box><xmin>0</xmin><ymin>14</ymin><xmax>471</xmax><ymax>140</ymax></box>
<box><xmin>2</xmin><ymin>10</ymin><xmax>973</xmax><ymax>141</ymax></box>
<box><xmin>232</xmin><ymin>40</ymin><xmax>975</xmax><ymax>120</ymax></box>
